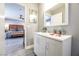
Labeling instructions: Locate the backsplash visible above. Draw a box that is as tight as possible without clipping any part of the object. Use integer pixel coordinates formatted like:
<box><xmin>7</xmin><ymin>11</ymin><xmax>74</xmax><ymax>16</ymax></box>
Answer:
<box><xmin>47</xmin><ymin>26</ymin><xmax>68</xmax><ymax>35</ymax></box>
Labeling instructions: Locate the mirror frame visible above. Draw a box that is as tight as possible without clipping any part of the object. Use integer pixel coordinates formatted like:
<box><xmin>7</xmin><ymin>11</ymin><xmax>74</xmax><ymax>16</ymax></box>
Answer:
<box><xmin>44</xmin><ymin>3</ymin><xmax>69</xmax><ymax>27</ymax></box>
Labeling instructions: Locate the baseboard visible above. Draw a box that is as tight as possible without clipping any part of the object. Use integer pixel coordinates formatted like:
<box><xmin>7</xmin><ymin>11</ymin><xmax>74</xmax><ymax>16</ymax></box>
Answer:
<box><xmin>25</xmin><ymin>45</ymin><xmax>34</xmax><ymax>50</ymax></box>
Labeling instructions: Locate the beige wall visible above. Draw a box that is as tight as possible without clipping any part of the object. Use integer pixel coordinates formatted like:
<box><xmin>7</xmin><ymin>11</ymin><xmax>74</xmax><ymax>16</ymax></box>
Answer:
<box><xmin>0</xmin><ymin>3</ymin><xmax>5</xmax><ymax>55</ymax></box>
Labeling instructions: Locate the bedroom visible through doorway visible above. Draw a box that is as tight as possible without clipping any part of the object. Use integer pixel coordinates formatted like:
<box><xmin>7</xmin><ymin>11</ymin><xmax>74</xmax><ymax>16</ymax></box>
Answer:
<box><xmin>5</xmin><ymin>3</ymin><xmax>25</xmax><ymax>55</ymax></box>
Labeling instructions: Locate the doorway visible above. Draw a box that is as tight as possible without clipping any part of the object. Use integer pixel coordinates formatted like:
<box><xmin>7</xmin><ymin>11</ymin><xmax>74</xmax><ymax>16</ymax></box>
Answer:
<box><xmin>5</xmin><ymin>3</ymin><xmax>25</xmax><ymax>55</ymax></box>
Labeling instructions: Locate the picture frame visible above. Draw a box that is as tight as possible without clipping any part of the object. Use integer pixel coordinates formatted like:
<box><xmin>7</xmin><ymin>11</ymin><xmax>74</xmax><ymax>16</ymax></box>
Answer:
<box><xmin>29</xmin><ymin>9</ymin><xmax>37</xmax><ymax>23</ymax></box>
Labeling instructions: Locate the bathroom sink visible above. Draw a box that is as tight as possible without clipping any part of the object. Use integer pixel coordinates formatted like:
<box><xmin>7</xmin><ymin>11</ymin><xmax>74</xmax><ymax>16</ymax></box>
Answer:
<box><xmin>49</xmin><ymin>33</ymin><xmax>54</xmax><ymax>35</ymax></box>
<box><xmin>49</xmin><ymin>33</ymin><xmax>61</xmax><ymax>37</ymax></box>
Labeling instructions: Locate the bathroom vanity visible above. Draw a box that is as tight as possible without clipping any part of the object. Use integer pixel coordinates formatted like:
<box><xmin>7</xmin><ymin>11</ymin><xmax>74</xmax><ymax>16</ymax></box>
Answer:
<box><xmin>34</xmin><ymin>32</ymin><xmax>72</xmax><ymax>56</ymax></box>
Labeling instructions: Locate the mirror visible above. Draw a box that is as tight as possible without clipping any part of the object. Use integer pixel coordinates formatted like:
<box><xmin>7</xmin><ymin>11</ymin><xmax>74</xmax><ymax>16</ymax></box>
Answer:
<box><xmin>44</xmin><ymin>3</ymin><xmax>68</xmax><ymax>26</ymax></box>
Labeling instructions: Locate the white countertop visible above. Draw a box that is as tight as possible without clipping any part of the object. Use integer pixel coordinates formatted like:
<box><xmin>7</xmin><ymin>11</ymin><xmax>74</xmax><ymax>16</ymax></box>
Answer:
<box><xmin>35</xmin><ymin>32</ymin><xmax>72</xmax><ymax>41</ymax></box>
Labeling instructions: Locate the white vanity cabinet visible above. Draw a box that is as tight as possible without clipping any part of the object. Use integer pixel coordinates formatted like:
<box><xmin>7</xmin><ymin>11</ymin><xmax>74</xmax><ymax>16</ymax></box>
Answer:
<box><xmin>34</xmin><ymin>32</ymin><xmax>72</xmax><ymax>56</ymax></box>
<box><xmin>34</xmin><ymin>34</ymin><xmax>46</xmax><ymax>56</ymax></box>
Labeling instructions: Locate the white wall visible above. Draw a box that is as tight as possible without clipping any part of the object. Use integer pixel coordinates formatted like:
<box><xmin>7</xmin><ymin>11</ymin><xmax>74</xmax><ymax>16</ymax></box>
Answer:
<box><xmin>0</xmin><ymin>3</ymin><xmax>5</xmax><ymax>55</ymax></box>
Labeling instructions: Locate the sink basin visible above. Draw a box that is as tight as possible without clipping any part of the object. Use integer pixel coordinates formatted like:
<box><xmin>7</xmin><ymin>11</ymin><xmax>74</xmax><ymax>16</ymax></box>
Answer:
<box><xmin>50</xmin><ymin>33</ymin><xmax>54</xmax><ymax>35</ymax></box>
<box><xmin>50</xmin><ymin>33</ymin><xmax>61</xmax><ymax>37</ymax></box>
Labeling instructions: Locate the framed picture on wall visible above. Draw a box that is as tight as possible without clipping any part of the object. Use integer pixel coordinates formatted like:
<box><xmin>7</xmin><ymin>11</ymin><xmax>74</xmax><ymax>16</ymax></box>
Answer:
<box><xmin>29</xmin><ymin>9</ymin><xmax>37</xmax><ymax>23</ymax></box>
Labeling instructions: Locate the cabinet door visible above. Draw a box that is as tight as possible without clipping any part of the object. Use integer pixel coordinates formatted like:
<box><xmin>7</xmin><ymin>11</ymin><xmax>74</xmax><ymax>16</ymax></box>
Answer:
<box><xmin>46</xmin><ymin>39</ymin><xmax>62</xmax><ymax>56</ymax></box>
<box><xmin>34</xmin><ymin>34</ymin><xmax>46</xmax><ymax>56</ymax></box>
<box><xmin>34</xmin><ymin>34</ymin><xmax>39</xmax><ymax>55</ymax></box>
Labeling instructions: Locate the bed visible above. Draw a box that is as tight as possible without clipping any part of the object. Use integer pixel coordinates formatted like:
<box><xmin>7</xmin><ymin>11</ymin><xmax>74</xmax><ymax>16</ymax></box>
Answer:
<box><xmin>5</xmin><ymin>24</ymin><xmax>24</xmax><ymax>38</ymax></box>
